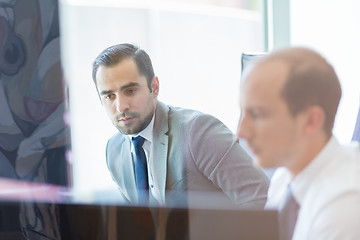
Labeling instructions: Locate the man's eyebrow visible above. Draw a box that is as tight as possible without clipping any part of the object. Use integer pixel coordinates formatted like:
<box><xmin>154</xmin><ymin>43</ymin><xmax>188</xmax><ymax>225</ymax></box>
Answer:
<box><xmin>120</xmin><ymin>82</ymin><xmax>140</xmax><ymax>91</ymax></box>
<box><xmin>99</xmin><ymin>82</ymin><xmax>141</xmax><ymax>96</ymax></box>
<box><xmin>99</xmin><ymin>90</ymin><xmax>113</xmax><ymax>96</ymax></box>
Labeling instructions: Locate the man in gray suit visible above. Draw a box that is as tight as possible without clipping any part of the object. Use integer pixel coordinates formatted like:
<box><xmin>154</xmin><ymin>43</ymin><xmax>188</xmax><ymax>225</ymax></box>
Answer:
<box><xmin>92</xmin><ymin>43</ymin><xmax>269</xmax><ymax>207</ymax></box>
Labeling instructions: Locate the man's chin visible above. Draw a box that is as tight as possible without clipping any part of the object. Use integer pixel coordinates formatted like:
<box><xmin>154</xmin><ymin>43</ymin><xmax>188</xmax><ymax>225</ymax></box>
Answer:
<box><xmin>115</xmin><ymin>123</ymin><xmax>143</xmax><ymax>135</ymax></box>
<box><xmin>114</xmin><ymin>113</ymin><xmax>152</xmax><ymax>135</ymax></box>
<box><xmin>117</xmin><ymin>127</ymin><xmax>137</xmax><ymax>135</ymax></box>
<box><xmin>255</xmin><ymin>157</ymin><xmax>277</xmax><ymax>169</ymax></box>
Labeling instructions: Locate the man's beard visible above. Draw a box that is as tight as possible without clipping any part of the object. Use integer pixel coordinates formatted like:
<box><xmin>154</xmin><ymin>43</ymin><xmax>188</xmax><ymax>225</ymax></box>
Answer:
<box><xmin>114</xmin><ymin>110</ymin><xmax>154</xmax><ymax>135</ymax></box>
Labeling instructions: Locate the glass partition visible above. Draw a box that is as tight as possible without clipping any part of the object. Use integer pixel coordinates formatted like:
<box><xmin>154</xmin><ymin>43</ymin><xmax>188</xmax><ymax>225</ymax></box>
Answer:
<box><xmin>0</xmin><ymin>0</ymin><xmax>70</xmax><ymax>186</ymax></box>
<box><xmin>60</xmin><ymin>0</ymin><xmax>267</xmax><ymax>199</ymax></box>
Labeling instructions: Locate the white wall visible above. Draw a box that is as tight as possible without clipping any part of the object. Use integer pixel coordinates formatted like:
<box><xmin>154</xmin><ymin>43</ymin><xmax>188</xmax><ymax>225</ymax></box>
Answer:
<box><xmin>290</xmin><ymin>0</ymin><xmax>360</xmax><ymax>143</ymax></box>
<box><xmin>59</xmin><ymin>0</ymin><xmax>265</xmax><ymax>196</ymax></box>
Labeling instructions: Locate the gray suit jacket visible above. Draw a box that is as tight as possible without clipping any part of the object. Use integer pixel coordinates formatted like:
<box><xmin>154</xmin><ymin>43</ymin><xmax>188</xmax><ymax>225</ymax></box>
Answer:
<box><xmin>106</xmin><ymin>101</ymin><xmax>269</xmax><ymax>207</ymax></box>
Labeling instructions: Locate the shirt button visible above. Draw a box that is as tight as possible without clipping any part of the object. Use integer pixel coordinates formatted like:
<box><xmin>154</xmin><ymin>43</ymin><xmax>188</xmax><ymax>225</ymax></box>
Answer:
<box><xmin>150</xmin><ymin>185</ymin><xmax>154</xmax><ymax>188</ymax></box>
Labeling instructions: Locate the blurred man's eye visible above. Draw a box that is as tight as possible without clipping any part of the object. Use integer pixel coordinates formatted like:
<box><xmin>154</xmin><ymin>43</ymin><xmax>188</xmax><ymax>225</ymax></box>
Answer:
<box><xmin>125</xmin><ymin>87</ymin><xmax>138</xmax><ymax>96</ymax></box>
<box><xmin>249</xmin><ymin>109</ymin><xmax>265</xmax><ymax>119</ymax></box>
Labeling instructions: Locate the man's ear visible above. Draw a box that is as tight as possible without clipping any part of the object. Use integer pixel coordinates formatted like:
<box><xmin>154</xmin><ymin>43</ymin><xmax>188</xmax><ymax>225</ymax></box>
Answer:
<box><xmin>151</xmin><ymin>76</ymin><xmax>159</xmax><ymax>97</ymax></box>
<box><xmin>303</xmin><ymin>105</ymin><xmax>325</xmax><ymax>136</ymax></box>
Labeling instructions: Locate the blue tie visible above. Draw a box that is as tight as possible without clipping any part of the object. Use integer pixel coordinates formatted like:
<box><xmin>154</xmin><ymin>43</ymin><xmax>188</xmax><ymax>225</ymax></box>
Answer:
<box><xmin>279</xmin><ymin>186</ymin><xmax>299</xmax><ymax>240</ymax></box>
<box><xmin>132</xmin><ymin>136</ymin><xmax>149</xmax><ymax>203</ymax></box>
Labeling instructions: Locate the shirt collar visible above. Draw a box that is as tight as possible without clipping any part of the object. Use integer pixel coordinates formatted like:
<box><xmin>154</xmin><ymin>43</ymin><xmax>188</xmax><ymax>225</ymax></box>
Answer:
<box><xmin>290</xmin><ymin>137</ymin><xmax>339</xmax><ymax>205</ymax></box>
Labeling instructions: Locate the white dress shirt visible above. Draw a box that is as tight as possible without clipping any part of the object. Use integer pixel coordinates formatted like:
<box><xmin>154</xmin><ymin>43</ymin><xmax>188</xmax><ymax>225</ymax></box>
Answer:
<box><xmin>266</xmin><ymin>137</ymin><xmax>360</xmax><ymax>240</ymax></box>
<box><xmin>128</xmin><ymin>115</ymin><xmax>164</xmax><ymax>205</ymax></box>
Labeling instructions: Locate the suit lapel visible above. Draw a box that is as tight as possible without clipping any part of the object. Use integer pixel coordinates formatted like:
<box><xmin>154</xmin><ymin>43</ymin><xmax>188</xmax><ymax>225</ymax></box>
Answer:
<box><xmin>119</xmin><ymin>137</ymin><xmax>138</xmax><ymax>202</ymax></box>
<box><xmin>152</xmin><ymin>101</ymin><xmax>169</xmax><ymax>202</ymax></box>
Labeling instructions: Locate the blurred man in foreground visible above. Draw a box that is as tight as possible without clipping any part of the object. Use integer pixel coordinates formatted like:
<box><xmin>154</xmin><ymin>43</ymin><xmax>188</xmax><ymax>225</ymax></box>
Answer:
<box><xmin>237</xmin><ymin>47</ymin><xmax>360</xmax><ymax>240</ymax></box>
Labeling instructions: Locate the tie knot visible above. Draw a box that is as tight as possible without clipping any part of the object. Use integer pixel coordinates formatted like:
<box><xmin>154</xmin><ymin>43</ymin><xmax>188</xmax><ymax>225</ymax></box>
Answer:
<box><xmin>132</xmin><ymin>136</ymin><xmax>145</xmax><ymax>148</ymax></box>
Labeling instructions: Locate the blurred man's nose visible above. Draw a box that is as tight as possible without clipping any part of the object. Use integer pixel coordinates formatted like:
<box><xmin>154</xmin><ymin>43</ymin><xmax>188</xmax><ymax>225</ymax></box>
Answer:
<box><xmin>236</xmin><ymin>116</ymin><xmax>251</xmax><ymax>140</ymax></box>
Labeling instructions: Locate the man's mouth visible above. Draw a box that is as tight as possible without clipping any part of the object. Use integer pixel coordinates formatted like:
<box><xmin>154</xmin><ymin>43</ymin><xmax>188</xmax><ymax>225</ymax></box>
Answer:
<box><xmin>118</xmin><ymin>116</ymin><xmax>135</xmax><ymax>124</ymax></box>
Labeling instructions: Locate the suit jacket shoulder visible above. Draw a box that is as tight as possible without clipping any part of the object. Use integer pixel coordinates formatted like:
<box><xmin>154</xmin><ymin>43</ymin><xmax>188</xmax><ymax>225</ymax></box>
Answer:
<box><xmin>162</xmin><ymin>102</ymin><xmax>269</xmax><ymax>208</ymax></box>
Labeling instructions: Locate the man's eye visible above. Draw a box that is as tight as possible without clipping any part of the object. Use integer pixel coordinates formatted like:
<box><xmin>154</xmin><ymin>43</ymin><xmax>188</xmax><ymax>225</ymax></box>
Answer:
<box><xmin>104</xmin><ymin>94</ymin><xmax>114</xmax><ymax>100</ymax></box>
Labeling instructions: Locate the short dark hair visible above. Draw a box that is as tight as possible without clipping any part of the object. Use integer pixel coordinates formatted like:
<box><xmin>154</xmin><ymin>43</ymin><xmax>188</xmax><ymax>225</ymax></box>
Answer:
<box><xmin>269</xmin><ymin>48</ymin><xmax>342</xmax><ymax>136</ymax></box>
<box><xmin>92</xmin><ymin>43</ymin><xmax>155</xmax><ymax>91</ymax></box>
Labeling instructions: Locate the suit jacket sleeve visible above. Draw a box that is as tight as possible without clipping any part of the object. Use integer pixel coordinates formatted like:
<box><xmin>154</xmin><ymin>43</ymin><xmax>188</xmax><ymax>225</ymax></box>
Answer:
<box><xmin>187</xmin><ymin>114</ymin><xmax>269</xmax><ymax>208</ymax></box>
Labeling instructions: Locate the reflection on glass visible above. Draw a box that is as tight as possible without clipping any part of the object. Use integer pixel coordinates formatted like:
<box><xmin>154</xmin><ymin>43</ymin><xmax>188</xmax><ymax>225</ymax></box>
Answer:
<box><xmin>0</xmin><ymin>0</ymin><xmax>70</xmax><ymax>185</ymax></box>
<box><xmin>157</xmin><ymin>0</ymin><xmax>261</xmax><ymax>10</ymax></box>
<box><xmin>0</xmin><ymin>0</ymin><xmax>70</xmax><ymax>239</ymax></box>
<box><xmin>0</xmin><ymin>1</ymin><xmax>278</xmax><ymax>239</ymax></box>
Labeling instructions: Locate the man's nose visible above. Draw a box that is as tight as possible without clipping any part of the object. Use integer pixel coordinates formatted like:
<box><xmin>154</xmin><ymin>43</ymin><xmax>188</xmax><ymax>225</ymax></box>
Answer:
<box><xmin>115</xmin><ymin>96</ymin><xmax>130</xmax><ymax>113</ymax></box>
<box><xmin>236</xmin><ymin>116</ymin><xmax>251</xmax><ymax>140</ymax></box>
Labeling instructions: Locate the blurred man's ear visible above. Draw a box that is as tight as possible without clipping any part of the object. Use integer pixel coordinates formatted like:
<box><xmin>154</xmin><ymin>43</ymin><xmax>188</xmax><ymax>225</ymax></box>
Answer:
<box><xmin>303</xmin><ymin>105</ymin><xmax>325</xmax><ymax>136</ymax></box>
<box><xmin>151</xmin><ymin>76</ymin><xmax>159</xmax><ymax>97</ymax></box>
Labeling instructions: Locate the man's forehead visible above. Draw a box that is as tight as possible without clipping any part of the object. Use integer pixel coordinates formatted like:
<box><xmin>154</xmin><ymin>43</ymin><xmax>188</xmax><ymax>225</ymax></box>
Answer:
<box><xmin>244</xmin><ymin>60</ymin><xmax>289</xmax><ymax>89</ymax></box>
<box><xmin>241</xmin><ymin>59</ymin><xmax>290</xmax><ymax>105</ymax></box>
<box><xmin>96</xmin><ymin>59</ymin><xmax>141</xmax><ymax>82</ymax></box>
<box><xmin>100</xmin><ymin>58</ymin><xmax>138</xmax><ymax>74</ymax></box>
